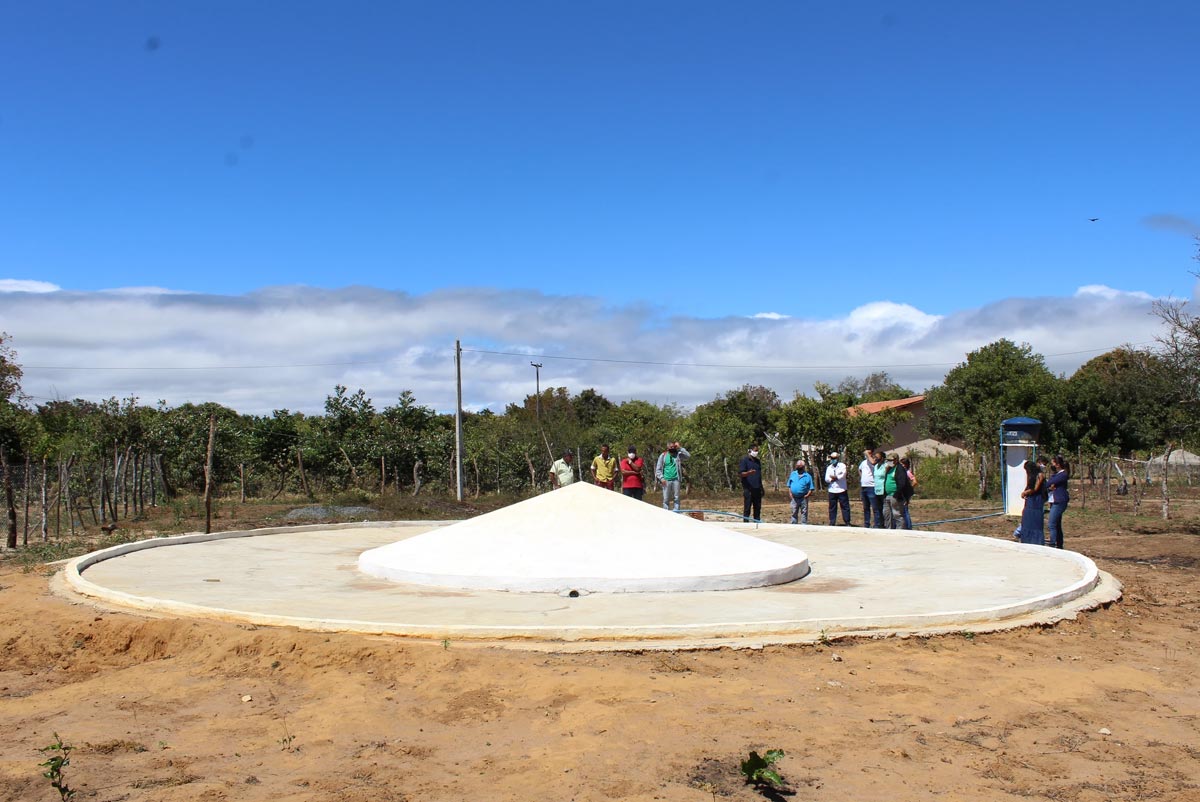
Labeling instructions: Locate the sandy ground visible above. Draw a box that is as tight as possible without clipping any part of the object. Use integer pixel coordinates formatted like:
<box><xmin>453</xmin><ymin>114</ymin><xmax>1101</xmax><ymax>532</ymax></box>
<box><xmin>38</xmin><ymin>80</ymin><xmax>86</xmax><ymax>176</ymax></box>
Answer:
<box><xmin>1</xmin><ymin>498</ymin><xmax>1199</xmax><ymax>802</ymax></box>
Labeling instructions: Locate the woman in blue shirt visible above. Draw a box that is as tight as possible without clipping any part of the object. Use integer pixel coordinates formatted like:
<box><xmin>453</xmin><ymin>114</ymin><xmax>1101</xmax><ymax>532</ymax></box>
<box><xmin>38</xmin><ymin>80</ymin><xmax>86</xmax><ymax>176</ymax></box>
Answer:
<box><xmin>1046</xmin><ymin>455</ymin><xmax>1070</xmax><ymax>549</ymax></box>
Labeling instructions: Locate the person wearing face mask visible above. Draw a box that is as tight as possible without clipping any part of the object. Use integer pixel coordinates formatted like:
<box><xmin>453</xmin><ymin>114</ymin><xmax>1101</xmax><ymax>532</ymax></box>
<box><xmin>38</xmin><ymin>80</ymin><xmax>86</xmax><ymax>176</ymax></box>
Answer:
<box><xmin>882</xmin><ymin>453</ymin><xmax>912</xmax><ymax>529</ymax></box>
<box><xmin>858</xmin><ymin>449</ymin><xmax>878</xmax><ymax>528</ymax></box>
<box><xmin>825</xmin><ymin>451</ymin><xmax>850</xmax><ymax>526</ymax></box>
<box><xmin>738</xmin><ymin>444</ymin><xmax>765</xmax><ymax>522</ymax></box>
<box><xmin>620</xmin><ymin>446</ymin><xmax>646</xmax><ymax>501</ymax></box>
<box><xmin>655</xmin><ymin>441</ymin><xmax>691</xmax><ymax>511</ymax></box>
<box><xmin>786</xmin><ymin>458</ymin><xmax>814</xmax><ymax>524</ymax></box>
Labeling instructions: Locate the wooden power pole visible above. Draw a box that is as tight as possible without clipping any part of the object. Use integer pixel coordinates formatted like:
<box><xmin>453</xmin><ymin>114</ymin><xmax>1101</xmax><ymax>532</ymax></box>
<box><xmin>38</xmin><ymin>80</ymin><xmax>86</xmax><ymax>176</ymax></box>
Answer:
<box><xmin>454</xmin><ymin>340</ymin><xmax>464</xmax><ymax>502</ymax></box>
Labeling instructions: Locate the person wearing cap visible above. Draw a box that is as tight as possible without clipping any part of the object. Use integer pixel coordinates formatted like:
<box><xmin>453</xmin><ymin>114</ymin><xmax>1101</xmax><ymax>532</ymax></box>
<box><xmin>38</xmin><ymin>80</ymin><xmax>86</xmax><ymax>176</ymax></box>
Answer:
<box><xmin>858</xmin><ymin>449</ymin><xmax>878</xmax><ymax>528</ymax></box>
<box><xmin>620</xmin><ymin>446</ymin><xmax>646</xmax><ymax>500</ymax></box>
<box><xmin>549</xmin><ymin>449</ymin><xmax>576</xmax><ymax>488</ymax></box>
<box><xmin>655</xmin><ymin>441</ymin><xmax>690</xmax><ymax>511</ymax></box>
<box><xmin>825</xmin><ymin>451</ymin><xmax>850</xmax><ymax>525</ymax></box>
<box><xmin>590</xmin><ymin>444</ymin><xmax>617</xmax><ymax>490</ymax></box>
<box><xmin>786</xmin><ymin>458</ymin><xmax>814</xmax><ymax>524</ymax></box>
<box><xmin>738</xmin><ymin>444</ymin><xmax>764</xmax><ymax>522</ymax></box>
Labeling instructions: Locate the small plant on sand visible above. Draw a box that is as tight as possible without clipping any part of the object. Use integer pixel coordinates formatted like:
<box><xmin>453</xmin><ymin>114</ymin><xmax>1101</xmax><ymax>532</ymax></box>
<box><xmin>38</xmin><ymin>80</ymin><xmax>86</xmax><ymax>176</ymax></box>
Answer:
<box><xmin>817</xmin><ymin>629</ymin><xmax>832</xmax><ymax>646</ymax></box>
<box><xmin>277</xmin><ymin>720</ymin><xmax>298</xmax><ymax>752</ymax></box>
<box><xmin>38</xmin><ymin>733</ymin><xmax>76</xmax><ymax>802</ymax></box>
<box><xmin>740</xmin><ymin>748</ymin><xmax>786</xmax><ymax>792</ymax></box>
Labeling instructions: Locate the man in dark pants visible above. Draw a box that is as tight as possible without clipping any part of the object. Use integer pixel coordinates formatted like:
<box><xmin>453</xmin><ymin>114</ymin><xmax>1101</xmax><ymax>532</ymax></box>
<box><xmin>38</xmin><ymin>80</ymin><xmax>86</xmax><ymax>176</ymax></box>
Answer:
<box><xmin>738</xmin><ymin>444</ymin><xmax>764</xmax><ymax>522</ymax></box>
<box><xmin>825</xmin><ymin>451</ymin><xmax>851</xmax><ymax>525</ymax></box>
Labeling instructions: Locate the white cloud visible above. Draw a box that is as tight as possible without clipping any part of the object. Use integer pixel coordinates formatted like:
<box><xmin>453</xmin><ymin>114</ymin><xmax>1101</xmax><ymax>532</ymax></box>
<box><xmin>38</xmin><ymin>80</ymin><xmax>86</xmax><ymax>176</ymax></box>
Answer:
<box><xmin>1075</xmin><ymin>284</ymin><xmax>1154</xmax><ymax>301</ymax></box>
<box><xmin>0</xmin><ymin>279</ymin><xmax>61</xmax><ymax>293</ymax></box>
<box><xmin>751</xmin><ymin>312</ymin><xmax>789</xmax><ymax>320</ymax></box>
<box><xmin>3</xmin><ymin>283</ymin><xmax>1168</xmax><ymax>415</ymax></box>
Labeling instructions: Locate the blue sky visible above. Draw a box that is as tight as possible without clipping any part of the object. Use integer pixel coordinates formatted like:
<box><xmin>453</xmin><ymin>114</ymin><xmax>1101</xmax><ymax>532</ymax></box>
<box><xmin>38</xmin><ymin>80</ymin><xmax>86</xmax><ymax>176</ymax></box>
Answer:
<box><xmin>4</xmin><ymin>1</ymin><xmax>1198</xmax><ymax>313</ymax></box>
<box><xmin>1</xmin><ymin>2</ymin><xmax>1197</xmax><ymax>413</ymax></box>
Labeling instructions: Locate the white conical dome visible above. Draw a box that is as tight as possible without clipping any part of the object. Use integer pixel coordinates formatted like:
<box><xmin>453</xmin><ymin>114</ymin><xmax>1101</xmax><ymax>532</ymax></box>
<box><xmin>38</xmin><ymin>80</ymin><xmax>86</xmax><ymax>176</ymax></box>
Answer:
<box><xmin>357</xmin><ymin>482</ymin><xmax>809</xmax><ymax>593</ymax></box>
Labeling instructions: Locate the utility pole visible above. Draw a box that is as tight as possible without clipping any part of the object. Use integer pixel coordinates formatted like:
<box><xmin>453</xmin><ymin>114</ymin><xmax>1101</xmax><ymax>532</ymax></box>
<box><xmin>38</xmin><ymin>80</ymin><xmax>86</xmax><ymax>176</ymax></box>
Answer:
<box><xmin>530</xmin><ymin>362</ymin><xmax>543</xmax><ymax>427</ymax></box>
<box><xmin>455</xmin><ymin>340</ymin><xmax>464</xmax><ymax>502</ymax></box>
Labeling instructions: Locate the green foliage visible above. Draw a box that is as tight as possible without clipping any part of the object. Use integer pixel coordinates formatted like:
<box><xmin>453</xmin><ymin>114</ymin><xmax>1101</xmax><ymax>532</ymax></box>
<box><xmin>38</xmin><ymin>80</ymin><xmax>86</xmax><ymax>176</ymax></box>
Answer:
<box><xmin>740</xmin><ymin>749</ymin><xmax>786</xmax><ymax>790</ymax></box>
<box><xmin>1066</xmin><ymin>348</ymin><xmax>1175</xmax><ymax>454</ymax></box>
<box><xmin>925</xmin><ymin>339</ymin><xmax>1066</xmax><ymax>453</ymax></box>
<box><xmin>0</xmin><ymin>332</ymin><xmax>22</xmax><ymax>404</ymax></box>
<box><xmin>38</xmin><ymin>733</ymin><xmax>76</xmax><ymax>802</ymax></box>
<box><xmin>908</xmin><ymin>453</ymin><xmax>980</xmax><ymax>499</ymax></box>
<box><xmin>772</xmin><ymin>390</ymin><xmax>907</xmax><ymax>484</ymax></box>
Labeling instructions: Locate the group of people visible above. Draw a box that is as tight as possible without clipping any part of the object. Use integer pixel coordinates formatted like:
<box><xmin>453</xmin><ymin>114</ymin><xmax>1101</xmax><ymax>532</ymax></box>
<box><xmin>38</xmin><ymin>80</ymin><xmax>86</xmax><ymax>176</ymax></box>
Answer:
<box><xmin>1018</xmin><ymin>454</ymin><xmax>1071</xmax><ymax>549</ymax></box>
<box><xmin>553</xmin><ymin>442</ymin><xmax>1072</xmax><ymax>548</ymax></box>
<box><xmin>789</xmin><ymin>449</ymin><xmax>915</xmax><ymax>529</ymax></box>
<box><xmin>555</xmin><ymin>442</ymin><xmax>921</xmax><ymax>529</ymax></box>
<box><xmin>548</xmin><ymin>442</ymin><xmax>690</xmax><ymax>511</ymax></box>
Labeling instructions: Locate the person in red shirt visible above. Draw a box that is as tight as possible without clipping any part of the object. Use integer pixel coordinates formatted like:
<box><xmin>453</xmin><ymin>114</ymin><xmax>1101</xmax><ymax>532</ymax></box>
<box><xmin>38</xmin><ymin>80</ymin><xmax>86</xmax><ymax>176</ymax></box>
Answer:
<box><xmin>620</xmin><ymin>446</ymin><xmax>646</xmax><ymax>501</ymax></box>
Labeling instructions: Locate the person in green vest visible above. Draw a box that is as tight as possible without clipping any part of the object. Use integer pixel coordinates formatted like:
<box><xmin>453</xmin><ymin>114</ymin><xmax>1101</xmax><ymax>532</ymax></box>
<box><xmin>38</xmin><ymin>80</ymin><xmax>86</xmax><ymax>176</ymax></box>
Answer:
<box><xmin>655</xmin><ymin>441</ymin><xmax>690</xmax><ymax>511</ymax></box>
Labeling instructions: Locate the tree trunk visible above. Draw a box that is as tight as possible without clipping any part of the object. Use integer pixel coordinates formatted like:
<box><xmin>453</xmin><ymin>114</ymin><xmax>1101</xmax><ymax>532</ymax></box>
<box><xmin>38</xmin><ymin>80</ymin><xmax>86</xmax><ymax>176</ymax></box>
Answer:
<box><xmin>977</xmin><ymin>452</ymin><xmax>988</xmax><ymax>499</ymax></box>
<box><xmin>380</xmin><ymin>456</ymin><xmax>386</xmax><ymax>498</ymax></box>
<box><xmin>155</xmin><ymin>453</ymin><xmax>175</xmax><ymax>500</ymax></box>
<box><xmin>1</xmin><ymin>447</ymin><xmax>17</xmax><ymax>549</ymax></box>
<box><xmin>412</xmin><ymin>459</ymin><xmax>424</xmax><ymax>496</ymax></box>
<box><xmin>55</xmin><ymin>460</ymin><xmax>62</xmax><ymax>537</ymax></box>
<box><xmin>524</xmin><ymin>452</ymin><xmax>537</xmax><ymax>490</ymax></box>
<box><xmin>23</xmin><ymin>454</ymin><xmax>31</xmax><ymax>546</ymax></box>
<box><xmin>239</xmin><ymin>462</ymin><xmax>246</xmax><ymax>504</ymax></box>
<box><xmin>271</xmin><ymin>465</ymin><xmax>289</xmax><ymax>501</ymax></box>
<box><xmin>119</xmin><ymin>445</ymin><xmax>132</xmax><ymax>519</ymax></box>
<box><xmin>99</xmin><ymin>459</ymin><xmax>107</xmax><ymax>525</ymax></box>
<box><xmin>338</xmin><ymin>446</ymin><xmax>359</xmax><ymax>488</ymax></box>
<box><xmin>295</xmin><ymin>447</ymin><xmax>312</xmax><ymax>499</ymax></box>
<box><xmin>40</xmin><ymin>456</ymin><xmax>48</xmax><ymax>543</ymax></box>
<box><xmin>1161</xmin><ymin>443</ymin><xmax>1174</xmax><ymax>520</ymax></box>
<box><xmin>203</xmin><ymin>414</ymin><xmax>217</xmax><ymax>534</ymax></box>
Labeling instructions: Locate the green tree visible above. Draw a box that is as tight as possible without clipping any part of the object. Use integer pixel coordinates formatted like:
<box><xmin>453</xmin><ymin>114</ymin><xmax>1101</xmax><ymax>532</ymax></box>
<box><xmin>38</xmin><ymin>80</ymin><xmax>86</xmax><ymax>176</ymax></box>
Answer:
<box><xmin>834</xmin><ymin>371</ymin><xmax>914</xmax><ymax>405</ymax></box>
<box><xmin>772</xmin><ymin>392</ymin><xmax>903</xmax><ymax>486</ymax></box>
<box><xmin>924</xmin><ymin>339</ymin><xmax>1066</xmax><ymax>497</ymax></box>
<box><xmin>678</xmin><ymin>400</ymin><xmax>755</xmax><ymax>489</ymax></box>
<box><xmin>704</xmin><ymin>385</ymin><xmax>781</xmax><ymax>443</ymax></box>
<box><xmin>1065</xmin><ymin>348</ymin><xmax>1175</xmax><ymax>455</ymax></box>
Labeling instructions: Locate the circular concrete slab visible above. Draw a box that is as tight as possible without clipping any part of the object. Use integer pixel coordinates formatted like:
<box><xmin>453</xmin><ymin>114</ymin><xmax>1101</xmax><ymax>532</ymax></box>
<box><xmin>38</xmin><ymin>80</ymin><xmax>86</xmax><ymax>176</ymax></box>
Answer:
<box><xmin>61</xmin><ymin>521</ymin><xmax>1120</xmax><ymax>650</ymax></box>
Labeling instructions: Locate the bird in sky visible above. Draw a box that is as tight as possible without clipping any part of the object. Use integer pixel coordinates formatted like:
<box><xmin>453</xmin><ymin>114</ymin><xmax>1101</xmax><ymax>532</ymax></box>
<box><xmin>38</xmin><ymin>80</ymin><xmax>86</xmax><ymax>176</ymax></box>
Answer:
<box><xmin>1088</xmin><ymin>217</ymin><xmax>1100</xmax><ymax>222</ymax></box>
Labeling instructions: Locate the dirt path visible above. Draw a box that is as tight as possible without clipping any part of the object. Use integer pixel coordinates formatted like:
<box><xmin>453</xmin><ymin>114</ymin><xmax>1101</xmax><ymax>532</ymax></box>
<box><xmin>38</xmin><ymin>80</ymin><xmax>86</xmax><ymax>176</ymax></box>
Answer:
<box><xmin>1</xmin><ymin>508</ymin><xmax>1198</xmax><ymax>801</ymax></box>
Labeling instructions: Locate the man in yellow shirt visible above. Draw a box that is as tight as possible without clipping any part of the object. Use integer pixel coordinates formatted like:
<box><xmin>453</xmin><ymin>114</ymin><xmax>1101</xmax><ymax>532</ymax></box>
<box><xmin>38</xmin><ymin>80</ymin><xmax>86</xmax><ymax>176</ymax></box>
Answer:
<box><xmin>590</xmin><ymin>444</ymin><xmax>617</xmax><ymax>490</ymax></box>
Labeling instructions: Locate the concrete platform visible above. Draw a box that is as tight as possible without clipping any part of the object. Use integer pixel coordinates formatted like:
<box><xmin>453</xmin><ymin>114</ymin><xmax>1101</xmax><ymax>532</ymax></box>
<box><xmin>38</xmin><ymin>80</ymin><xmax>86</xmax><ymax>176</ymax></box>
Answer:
<box><xmin>60</xmin><ymin>521</ymin><xmax>1120</xmax><ymax>651</ymax></box>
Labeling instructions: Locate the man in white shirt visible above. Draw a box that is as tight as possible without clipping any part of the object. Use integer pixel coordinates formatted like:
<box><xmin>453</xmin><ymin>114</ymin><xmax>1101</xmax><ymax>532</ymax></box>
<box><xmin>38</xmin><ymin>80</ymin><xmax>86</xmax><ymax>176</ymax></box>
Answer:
<box><xmin>549</xmin><ymin>450</ymin><xmax>576</xmax><ymax>488</ymax></box>
<box><xmin>858</xmin><ymin>449</ymin><xmax>877</xmax><ymax>528</ymax></box>
<box><xmin>825</xmin><ymin>451</ymin><xmax>850</xmax><ymax>526</ymax></box>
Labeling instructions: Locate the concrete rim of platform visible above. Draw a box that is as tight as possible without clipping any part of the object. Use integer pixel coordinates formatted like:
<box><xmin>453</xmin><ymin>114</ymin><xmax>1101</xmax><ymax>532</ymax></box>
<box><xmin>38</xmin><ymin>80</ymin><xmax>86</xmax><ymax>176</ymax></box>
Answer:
<box><xmin>59</xmin><ymin>520</ymin><xmax>1122</xmax><ymax>651</ymax></box>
